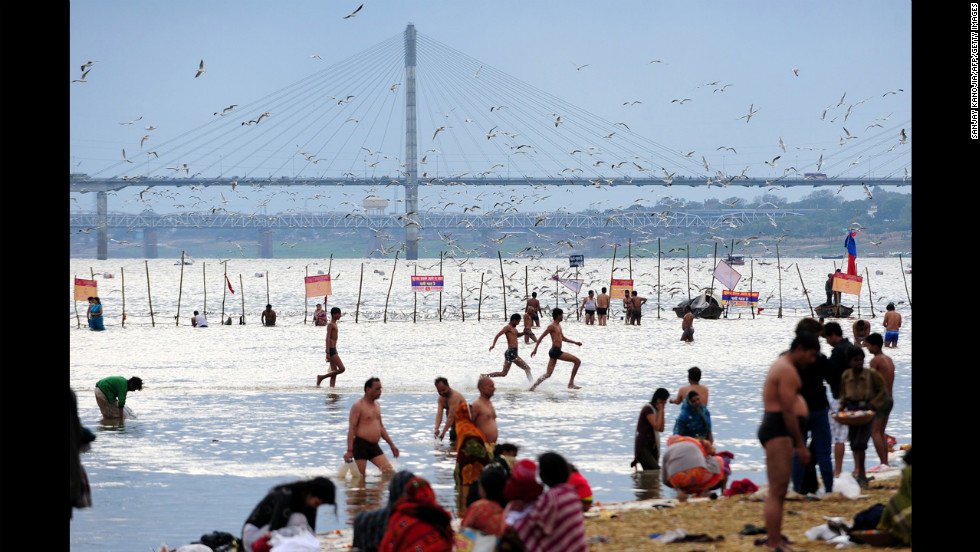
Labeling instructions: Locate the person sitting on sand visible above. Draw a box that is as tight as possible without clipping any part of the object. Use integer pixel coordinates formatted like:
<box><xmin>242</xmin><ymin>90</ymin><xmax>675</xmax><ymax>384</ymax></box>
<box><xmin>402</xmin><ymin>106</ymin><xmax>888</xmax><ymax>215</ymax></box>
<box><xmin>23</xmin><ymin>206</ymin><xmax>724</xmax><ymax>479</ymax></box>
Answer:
<box><xmin>661</xmin><ymin>435</ymin><xmax>727</xmax><ymax>501</ymax></box>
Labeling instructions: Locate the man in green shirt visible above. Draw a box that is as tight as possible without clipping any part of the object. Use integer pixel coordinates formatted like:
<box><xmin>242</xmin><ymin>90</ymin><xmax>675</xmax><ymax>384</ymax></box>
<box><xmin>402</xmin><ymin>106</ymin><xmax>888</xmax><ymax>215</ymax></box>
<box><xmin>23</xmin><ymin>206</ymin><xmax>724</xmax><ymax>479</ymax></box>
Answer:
<box><xmin>95</xmin><ymin>376</ymin><xmax>143</xmax><ymax>419</ymax></box>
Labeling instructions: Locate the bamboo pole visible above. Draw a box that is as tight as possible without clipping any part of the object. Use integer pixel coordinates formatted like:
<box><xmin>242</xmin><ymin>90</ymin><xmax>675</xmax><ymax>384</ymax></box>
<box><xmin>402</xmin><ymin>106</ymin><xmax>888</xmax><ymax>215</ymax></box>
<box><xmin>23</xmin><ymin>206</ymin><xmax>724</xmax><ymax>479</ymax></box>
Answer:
<box><xmin>74</xmin><ymin>274</ymin><xmax>81</xmax><ymax>328</ymax></box>
<box><xmin>525</xmin><ymin>265</ymin><xmax>529</xmax><ymax>303</ymax></box>
<box><xmin>121</xmin><ymin>266</ymin><xmax>126</xmax><ymax>327</ymax></box>
<box><xmin>413</xmin><ymin>264</ymin><xmax>417</xmax><ymax>323</ymax></box>
<box><xmin>555</xmin><ymin>265</ymin><xmax>559</xmax><ymax>310</ymax></box>
<box><xmin>750</xmin><ymin>260</ymin><xmax>755</xmax><ymax>319</ymax></box>
<box><xmin>795</xmin><ymin>263</ymin><xmax>815</xmax><ymax>318</ymax></box>
<box><xmin>91</xmin><ymin>267</ymin><xmax>95</xmax><ymax>279</ymax></box>
<box><xmin>221</xmin><ymin>261</ymin><xmax>228</xmax><ymax>324</ymax></box>
<box><xmin>865</xmin><ymin>267</ymin><xmax>876</xmax><ymax>318</ymax></box>
<box><xmin>356</xmin><ymin>263</ymin><xmax>364</xmax><ymax>323</ymax></box>
<box><xmin>686</xmin><ymin>244</ymin><xmax>691</xmax><ymax>302</ymax></box>
<box><xmin>304</xmin><ymin>266</ymin><xmax>309</xmax><ymax>324</ymax></box>
<box><xmin>657</xmin><ymin>238</ymin><xmax>661</xmax><ymax>319</ymax></box>
<box><xmin>383</xmin><ymin>251</ymin><xmax>399</xmax><ymax>323</ymax></box>
<box><xmin>628</xmin><ymin>237</ymin><xmax>633</xmax><ymax>280</ymax></box>
<box><xmin>439</xmin><ymin>251</ymin><xmax>443</xmax><ymax>322</ymax></box>
<box><xmin>176</xmin><ymin>251</ymin><xmax>185</xmax><ymax>326</ymax></box>
<box><xmin>460</xmin><ymin>273</ymin><xmax>465</xmax><ymax>322</ymax></box>
<box><xmin>266</xmin><ymin>268</ymin><xmax>270</xmax><ymax>306</ymax></box>
<box><xmin>328</xmin><ymin>254</ymin><xmax>334</xmax><ymax>278</ymax></box>
<box><xmin>575</xmin><ymin>265</ymin><xmax>580</xmax><ymax>321</ymax></box>
<box><xmin>498</xmin><ymin>251</ymin><xmax>506</xmax><ymax>319</ymax></box>
<box><xmin>240</xmin><ymin>274</ymin><xmax>245</xmax><ymax>324</ymax></box>
<box><xmin>145</xmin><ymin>260</ymin><xmax>155</xmax><ymax>327</ymax></box>
<box><xmin>478</xmin><ymin>272</ymin><xmax>485</xmax><ymax>321</ymax></box>
<box><xmin>610</xmin><ymin>243</ymin><xmax>618</xmax><ymax>285</ymax></box>
<box><xmin>776</xmin><ymin>245</ymin><xmax>783</xmax><ymax>318</ymax></box>
<box><xmin>898</xmin><ymin>254</ymin><xmax>911</xmax><ymax>308</ymax></box>
<box><xmin>202</xmin><ymin>262</ymin><xmax>207</xmax><ymax>318</ymax></box>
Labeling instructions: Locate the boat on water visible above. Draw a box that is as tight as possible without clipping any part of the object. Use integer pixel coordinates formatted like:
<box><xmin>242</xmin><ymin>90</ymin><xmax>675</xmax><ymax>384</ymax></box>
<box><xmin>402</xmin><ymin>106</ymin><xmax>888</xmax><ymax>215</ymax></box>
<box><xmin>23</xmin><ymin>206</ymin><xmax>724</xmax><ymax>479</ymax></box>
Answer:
<box><xmin>673</xmin><ymin>289</ymin><xmax>725</xmax><ymax>319</ymax></box>
<box><xmin>814</xmin><ymin>302</ymin><xmax>853</xmax><ymax>318</ymax></box>
<box><xmin>726</xmin><ymin>255</ymin><xmax>745</xmax><ymax>266</ymax></box>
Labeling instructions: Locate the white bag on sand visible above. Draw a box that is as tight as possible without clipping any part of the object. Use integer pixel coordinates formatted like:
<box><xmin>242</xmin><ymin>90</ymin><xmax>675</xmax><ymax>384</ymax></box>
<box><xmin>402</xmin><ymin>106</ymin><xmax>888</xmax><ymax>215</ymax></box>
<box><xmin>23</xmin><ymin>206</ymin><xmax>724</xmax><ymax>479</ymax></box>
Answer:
<box><xmin>834</xmin><ymin>473</ymin><xmax>861</xmax><ymax>499</ymax></box>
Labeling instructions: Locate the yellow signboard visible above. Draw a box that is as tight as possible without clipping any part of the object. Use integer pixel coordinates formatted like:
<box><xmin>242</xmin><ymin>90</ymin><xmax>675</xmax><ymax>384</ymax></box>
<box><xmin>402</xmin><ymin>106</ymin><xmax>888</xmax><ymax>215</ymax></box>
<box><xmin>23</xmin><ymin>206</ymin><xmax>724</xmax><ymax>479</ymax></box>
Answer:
<box><xmin>831</xmin><ymin>273</ymin><xmax>863</xmax><ymax>295</ymax></box>
<box><xmin>304</xmin><ymin>274</ymin><xmax>332</xmax><ymax>297</ymax></box>
<box><xmin>74</xmin><ymin>278</ymin><xmax>98</xmax><ymax>300</ymax></box>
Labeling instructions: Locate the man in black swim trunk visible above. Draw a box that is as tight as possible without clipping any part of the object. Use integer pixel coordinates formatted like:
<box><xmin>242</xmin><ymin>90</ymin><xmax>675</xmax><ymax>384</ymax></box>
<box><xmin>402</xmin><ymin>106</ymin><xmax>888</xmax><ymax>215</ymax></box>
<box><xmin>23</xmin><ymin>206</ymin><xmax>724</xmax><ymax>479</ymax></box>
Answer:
<box><xmin>759</xmin><ymin>333</ymin><xmax>818</xmax><ymax>552</ymax></box>
<box><xmin>486</xmin><ymin>314</ymin><xmax>534</xmax><ymax>382</ymax></box>
<box><xmin>317</xmin><ymin>307</ymin><xmax>346</xmax><ymax>387</ymax></box>
<box><xmin>530</xmin><ymin>308</ymin><xmax>583</xmax><ymax>390</ymax></box>
<box><xmin>344</xmin><ymin>377</ymin><xmax>398</xmax><ymax>478</ymax></box>
<box><xmin>526</xmin><ymin>292</ymin><xmax>541</xmax><ymax>327</ymax></box>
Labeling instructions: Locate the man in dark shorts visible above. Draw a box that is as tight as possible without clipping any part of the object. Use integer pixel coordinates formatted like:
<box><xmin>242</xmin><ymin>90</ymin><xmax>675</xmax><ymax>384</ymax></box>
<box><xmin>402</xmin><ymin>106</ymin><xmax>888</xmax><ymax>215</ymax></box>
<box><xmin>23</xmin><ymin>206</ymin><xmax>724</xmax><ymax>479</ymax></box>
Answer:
<box><xmin>317</xmin><ymin>307</ymin><xmax>346</xmax><ymax>387</ymax></box>
<box><xmin>681</xmin><ymin>306</ymin><xmax>694</xmax><ymax>342</ymax></box>
<box><xmin>434</xmin><ymin>377</ymin><xmax>466</xmax><ymax>442</ymax></box>
<box><xmin>596</xmin><ymin>287</ymin><xmax>610</xmax><ymax>326</ymax></box>
<box><xmin>344</xmin><ymin>377</ymin><xmax>399</xmax><ymax>478</ymax></box>
<box><xmin>630</xmin><ymin>290</ymin><xmax>647</xmax><ymax>325</ymax></box>
<box><xmin>622</xmin><ymin>289</ymin><xmax>633</xmax><ymax>325</ymax></box>
<box><xmin>529</xmin><ymin>308</ymin><xmax>583</xmax><ymax>390</ymax></box>
<box><xmin>526</xmin><ymin>292</ymin><xmax>541</xmax><ymax>327</ymax></box>
<box><xmin>486</xmin><ymin>314</ymin><xmax>535</xmax><ymax>382</ymax></box>
<box><xmin>759</xmin><ymin>333</ymin><xmax>818</xmax><ymax>552</ymax></box>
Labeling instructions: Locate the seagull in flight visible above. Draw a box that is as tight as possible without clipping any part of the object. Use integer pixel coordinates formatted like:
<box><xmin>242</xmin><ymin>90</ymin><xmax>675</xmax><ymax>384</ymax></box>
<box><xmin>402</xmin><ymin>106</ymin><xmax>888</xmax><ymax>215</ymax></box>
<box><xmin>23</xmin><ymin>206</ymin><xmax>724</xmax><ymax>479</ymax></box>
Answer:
<box><xmin>343</xmin><ymin>4</ymin><xmax>364</xmax><ymax>19</ymax></box>
<box><xmin>473</xmin><ymin>66</ymin><xmax>482</xmax><ymax>78</ymax></box>
<box><xmin>899</xmin><ymin>128</ymin><xmax>908</xmax><ymax>144</ymax></box>
<box><xmin>80</xmin><ymin>60</ymin><xmax>97</xmax><ymax>71</ymax></box>
<box><xmin>764</xmin><ymin>155</ymin><xmax>781</xmax><ymax>168</ymax></box>
<box><xmin>738</xmin><ymin>104</ymin><xmax>759</xmax><ymax>123</ymax></box>
<box><xmin>882</xmin><ymin>88</ymin><xmax>904</xmax><ymax>97</ymax></box>
<box><xmin>432</xmin><ymin>126</ymin><xmax>447</xmax><ymax>140</ymax></box>
<box><xmin>140</xmin><ymin>135</ymin><xmax>151</xmax><ymax>148</ymax></box>
<box><xmin>119</xmin><ymin>116</ymin><xmax>143</xmax><ymax>126</ymax></box>
<box><xmin>214</xmin><ymin>105</ymin><xmax>237</xmax><ymax>116</ymax></box>
<box><xmin>778</xmin><ymin>136</ymin><xmax>786</xmax><ymax>152</ymax></box>
<box><xmin>792</xmin><ymin>67</ymin><xmax>800</xmax><ymax>76</ymax></box>
<box><xmin>573</xmin><ymin>63</ymin><xmax>590</xmax><ymax>71</ymax></box>
<box><xmin>72</xmin><ymin>69</ymin><xmax>91</xmax><ymax>83</ymax></box>
<box><xmin>195</xmin><ymin>59</ymin><xmax>206</xmax><ymax>78</ymax></box>
<box><xmin>671</xmin><ymin>98</ymin><xmax>692</xmax><ymax>104</ymax></box>
<box><xmin>716</xmin><ymin>146</ymin><xmax>737</xmax><ymax>154</ymax></box>
<box><xmin>122</xmin><ymin>149</ymin><xmax>134</xmax><ymax>163</ymax></box>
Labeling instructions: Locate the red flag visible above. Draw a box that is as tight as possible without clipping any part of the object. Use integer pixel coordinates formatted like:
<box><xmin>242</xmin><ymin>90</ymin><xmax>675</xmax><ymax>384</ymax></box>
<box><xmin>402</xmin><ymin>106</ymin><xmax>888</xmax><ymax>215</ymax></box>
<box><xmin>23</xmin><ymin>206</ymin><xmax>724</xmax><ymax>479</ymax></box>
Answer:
<box><xmin>225</xmin><ymin>274</ymin><xmax>235</xmax><ymax>294</ymax></box>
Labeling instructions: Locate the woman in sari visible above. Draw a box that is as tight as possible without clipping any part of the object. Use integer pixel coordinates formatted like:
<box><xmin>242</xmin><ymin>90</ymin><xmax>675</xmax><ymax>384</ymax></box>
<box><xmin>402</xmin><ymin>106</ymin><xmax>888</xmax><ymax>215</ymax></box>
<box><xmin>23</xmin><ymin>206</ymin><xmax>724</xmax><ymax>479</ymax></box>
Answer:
<box><xmin>673</xmin><ymin>390</ymin><xmax>712</xmax><ymax>442</ymax></box>
<box><xmin>378</xmin><ymin>476</ymin><xmax>453</xmax><ymax>552</ymax></box>
<box><xmin>352</xmin><ymin>470</ymin><xmax>415</xmax><ymax>552</ymax></box>
<box><xmin>661</xmin><ymin>435</ymin><xmax>727</xmax><ymax>500</ymax></box>
<box><xmin>454</xmin><ymin>402</ymin><xmax>490</xmax><ymax>515</ymax></box>
<box><xmin>89</xmin><ymin>297</ymin><xmax>105</xmax><ymax>331</ymax></box>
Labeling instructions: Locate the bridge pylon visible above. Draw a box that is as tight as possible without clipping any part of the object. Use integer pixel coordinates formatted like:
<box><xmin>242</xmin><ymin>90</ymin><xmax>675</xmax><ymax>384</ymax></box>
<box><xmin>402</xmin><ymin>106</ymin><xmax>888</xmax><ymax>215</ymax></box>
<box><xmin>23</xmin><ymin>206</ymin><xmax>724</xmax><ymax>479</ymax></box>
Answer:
<box><xmin>404</xmin><ymin>23</ymin><xmax>419</xmax><ymax>260</ymax></box>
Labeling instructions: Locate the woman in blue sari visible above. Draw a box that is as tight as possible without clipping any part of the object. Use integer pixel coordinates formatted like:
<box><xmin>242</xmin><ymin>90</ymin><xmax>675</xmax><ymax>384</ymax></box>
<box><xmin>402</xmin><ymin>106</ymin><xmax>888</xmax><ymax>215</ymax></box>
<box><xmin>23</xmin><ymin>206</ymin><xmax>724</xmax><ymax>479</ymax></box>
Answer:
<box><xmin>673</xmin><ymin>390</ymin><xmax>712</xmax><ymax>442</ymax></box>
<box><xmin>89</xmin><ymin>297</ymin><xmax>105</xmax><ymax>331</ymax></box>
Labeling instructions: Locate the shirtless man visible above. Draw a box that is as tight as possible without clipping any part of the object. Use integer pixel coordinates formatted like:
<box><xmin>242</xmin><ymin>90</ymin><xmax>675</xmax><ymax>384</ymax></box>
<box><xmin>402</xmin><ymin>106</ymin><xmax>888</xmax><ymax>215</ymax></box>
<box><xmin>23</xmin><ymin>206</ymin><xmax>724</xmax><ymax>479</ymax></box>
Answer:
<box><xmin>529</xmin><ymin>308</ymin><xmax>583</xmax><ymax>390</ymax></box>
<box><xmin>486</xmin><ymin>314</ymin><xmax>534</xmax><ymax>382</ymax></box>
<box><xmin>344</xmin><ymin>377</ymin><xmax>399</xmax><ymax>476</ymax></box>
<box><xmin>758</xmin><ymin>333</ymin><xmax>817</xmax><ymax>552</ymax></box>
<box><xmin>630</xmin><ymin>291</ymin><xmax>647</xmax><ymax>326</ymax></box>
<box><xmin>883</xmin><ymin>303</ymin><xmax>902</xmax><ymax>348</ymax></box>
<box><xmin>317</xmin><ymin>307</ymin><xmax>345</xmax><ymax>387</ymax></box>
<box><xmin>866</xmin><ymin>333</ymin><xmax>896</xmax><ymax>470</ymax></box>
<box><xmin>596</xmin><ymin>287</ymin><xmax>610</xmax><ymax>326</ymax></box>
<box><xmin>471</xmin><ymin>376</ymin><xmax>499</xmax><ymax>452</ymax></box>
<box><xmin>681</xmin><ymin>306</ymin><xmax>695</xmax><ymax>342</ymax></box>
<box><xmin>526</xmin><ymin>292</ymin><xmax>541</xmax><ymax>327</ymax></box>
<box><xmin>622</xmin><ymin>289</ymin><xmax>633</xmax><ymax>325</ymax></box>
<box><xmin>852</xmin><ymin>319</ymin><xmax>870</xmax><ymax>346</ymax></box>
<box><xmin>521</xmin><ymin>310</ymin><xmax>537</xmax><ymax>344</ymax></box>
<box><xmin>434</xmin><ymin>377</ymin><xmax>466</xmax><ymax>442</ymax></box>
<box><xmin>261</xmin><ymin>304</ymin><xmax>277</xmax><ymax>326</ymax></box>
<box><xmin>670</xmin><ymin>366</ymin><xmax>709</xmax><ymax>406</ymax></box>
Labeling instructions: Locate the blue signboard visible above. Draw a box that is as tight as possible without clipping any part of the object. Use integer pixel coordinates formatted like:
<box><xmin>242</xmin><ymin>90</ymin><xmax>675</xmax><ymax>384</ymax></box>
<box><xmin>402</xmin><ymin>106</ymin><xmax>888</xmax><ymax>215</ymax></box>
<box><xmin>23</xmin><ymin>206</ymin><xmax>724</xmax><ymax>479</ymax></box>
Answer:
<box><xmin>569</xmin><ymin>254</ymin><xmax>584</xmax><ymax>267</ymax></box>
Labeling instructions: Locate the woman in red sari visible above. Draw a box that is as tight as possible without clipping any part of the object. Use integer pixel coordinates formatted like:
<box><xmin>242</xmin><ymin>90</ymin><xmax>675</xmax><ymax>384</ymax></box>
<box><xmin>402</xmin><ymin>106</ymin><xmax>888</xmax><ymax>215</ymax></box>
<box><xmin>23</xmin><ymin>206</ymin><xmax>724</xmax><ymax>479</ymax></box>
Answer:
<box><xmin>378</xmin><ymin>476</ymin><xmax>453</xmax><ymax>552</ymax></box>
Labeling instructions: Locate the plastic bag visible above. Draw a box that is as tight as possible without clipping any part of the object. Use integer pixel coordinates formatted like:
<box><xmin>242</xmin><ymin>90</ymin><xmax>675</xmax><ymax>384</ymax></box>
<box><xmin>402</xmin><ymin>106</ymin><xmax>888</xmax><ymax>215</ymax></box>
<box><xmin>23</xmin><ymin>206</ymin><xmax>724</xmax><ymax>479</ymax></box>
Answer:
<box><xmin>452</xmin><ymin>527</ymin><xmax>499</xmax><ymax>552</ymax></box>
<box><xmin>269</xmin><ymin>527</ymin><xmax>319</xmax><ymax>552</ymax></box>
<box><xmin>834</xmin><ymin>473</ymin><xmax>861</xmax><ymax>499</ymax></box>
<box><xmin>338</xmin><ymin>459</ymin><xmax>362</xmax><ymax>482</ymax></box>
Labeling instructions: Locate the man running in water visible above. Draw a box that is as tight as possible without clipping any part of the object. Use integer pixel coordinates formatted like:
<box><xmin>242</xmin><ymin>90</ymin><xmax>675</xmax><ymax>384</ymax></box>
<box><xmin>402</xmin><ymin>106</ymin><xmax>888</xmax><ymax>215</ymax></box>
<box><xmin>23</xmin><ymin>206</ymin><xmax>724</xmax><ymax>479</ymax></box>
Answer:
<box><xmin>486</xmin><ymin>314</ymin><xmax>535</xmax><ymax>382</ymax></box>
<box><xmin>530</xmin><ymin>308</ymin><xmax>583</xmax><ymax>390</ymax></box>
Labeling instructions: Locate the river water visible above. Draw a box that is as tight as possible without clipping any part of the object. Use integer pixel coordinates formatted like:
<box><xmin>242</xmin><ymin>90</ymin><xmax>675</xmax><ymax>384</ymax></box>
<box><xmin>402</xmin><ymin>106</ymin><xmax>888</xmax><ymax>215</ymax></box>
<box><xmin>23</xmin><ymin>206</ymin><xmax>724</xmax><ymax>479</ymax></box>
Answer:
<box><xmin>69</xmin><ymin>255</ymin><xmax>911</xmax><ymax>551</ymax></box>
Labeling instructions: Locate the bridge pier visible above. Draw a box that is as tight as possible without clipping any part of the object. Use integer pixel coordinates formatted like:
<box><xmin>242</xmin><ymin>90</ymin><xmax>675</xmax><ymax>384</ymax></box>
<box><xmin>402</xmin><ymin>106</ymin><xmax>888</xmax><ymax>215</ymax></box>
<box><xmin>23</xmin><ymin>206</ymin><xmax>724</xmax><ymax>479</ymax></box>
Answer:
<box><xmin>143</xmin><ymin>229</ymin><xmax>159</xmax><ymax>258</ymax></box>
<box><xmin>259</xmin><ymin>229</ymin><xmax>274</xmax><ymax>258</ymax></box>
<box><xmin>96</xmin><ymin>191</ymin><xmax>108</xmax><ymax>260</ymax></box>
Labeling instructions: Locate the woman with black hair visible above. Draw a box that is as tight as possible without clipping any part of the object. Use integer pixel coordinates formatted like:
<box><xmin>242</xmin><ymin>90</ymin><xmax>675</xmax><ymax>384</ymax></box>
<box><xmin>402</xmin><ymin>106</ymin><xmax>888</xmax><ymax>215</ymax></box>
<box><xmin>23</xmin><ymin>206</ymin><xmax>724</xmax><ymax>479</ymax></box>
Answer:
<box><xmin>241</xmin><ymin>477</ymin><xmax>336</xmax><ymax>551</ymax></box>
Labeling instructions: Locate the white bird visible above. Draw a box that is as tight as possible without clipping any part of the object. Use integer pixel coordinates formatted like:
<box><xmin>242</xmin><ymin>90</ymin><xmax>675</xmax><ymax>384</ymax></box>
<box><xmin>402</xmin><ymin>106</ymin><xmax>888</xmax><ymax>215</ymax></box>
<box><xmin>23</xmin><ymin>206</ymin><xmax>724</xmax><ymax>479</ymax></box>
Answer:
<box><xmin>309</xmin><ymin>54</ymin><xmax>323</xmax><ymax>60</ymax></box>
<box><xmin>702</xmin><ymin>156</ymin><xmax>710</xmax><ymax>172</ymax></box>
<box><xmin>882</xmin><ymin>88</ymin><xmax>904</xmax><ymax>97</ymax></box>
<box><xmin>144</xmin><ymin>125</ymin><xmax>158</xmax><ymax>131</ymax></box>
<box><xmin>432</xmin><ymin>126</ymin><xmax>447</xmax><ymax>140</ymax></box>
<box><xmin>122</xmin><ymin>149</ymin><xmax>133</xmax><ymax>163</ymax></box>
<box><xmin>778</xmin><ymin>136</ymin><xmax>786</xmax><ymax>152</ymax></box>
<box><xmin>195</xmin><ymin>59</ymin><xmax>206</xmax><ymax>78</ymax></box>
<box><xmin>140</xmin><ymin>135</ymin><xmax>150</xmax><ymax>148</ymax></box>
<box><xmin>816</xmin><ymin>154</ymin><xmax>824</xmax><ymax>171</ymax></box>
<box><xmin>671</xmin><ymin>98</ymin><xmax>692</xmax><ymax>104</ymax></box>
<box><xmin>764</xmin><ymin>155</ymin><xmax>781</xmax><ymax>168</ymax></box>
<box><xmin>343</xmin><ymin>4</ymin><xmax>364</xmax><ymax>19</ymax></box>
<box><xmin>214</xmin><ymin>105</ymin><xmax>237</xmax><ymax>116</ymax></box>
<box><xmin>899</xmin><ymin>128</ymin><xmax>908</xmax><ymax>144</ymax></box>
<box><xmin>473</xmin><ymin>66</ymin><xmax>482</xmax><ymax>78</ymax></box>
<box><xmin>80</xmin><ymin>60</ymin><xmax>96</xmax><ymax>71</ymax></box>
<box><xmin>573</xmin><ymin>63</ymin><xmax>589</xmax><ymax>71</ymax></box>
<box><xmin>902</xmin><ymin>168</ymin><xmax>910</xmax><ymax>182</ymax></box>
<box><xmin>390</xmin><ymin>83</ymin><xmax>401</xmax><ymax>92</ymax></box>
<box><xmin>738</xmin><ymin>104</ymin><xmax>759</xmax><ymax>123</ymax></box>
<box><xmin>119</xmin><ymin>116</ymin><xmax>142</xmax><ymax>125</ymax></box>
<box><xmin>843</xmin><ymin>127</ymin><xmax>857</xmax><ymax>140</ymax></box>
<box><xmin>716</xmin><ymin>146</ymin><xmax>737</xmax><ymax>154</ymax></box>
<box><xmin>862</xmin><ymin>182</ymin><xmax>873</xmax><ymax>199</ymax></box>
<box><xmin>792</xmin><ymin>67</ymin><xmax>799</xmax><ymax>76</ymax></box>
<box><xmin>835</xmin><ymin>91</ymin><xmax>847</xmax><ymax>108</ymax></box>
<box><xmin>72</xmin><ymin>69</ymin><xmax>90</xmax><ymax>83</ymax></box>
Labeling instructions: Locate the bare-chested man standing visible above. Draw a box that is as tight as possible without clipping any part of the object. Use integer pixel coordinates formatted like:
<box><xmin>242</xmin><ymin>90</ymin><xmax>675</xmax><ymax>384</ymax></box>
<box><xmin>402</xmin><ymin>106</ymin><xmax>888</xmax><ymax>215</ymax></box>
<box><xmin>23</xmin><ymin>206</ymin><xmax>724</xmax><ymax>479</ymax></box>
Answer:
<box><xmin>317</xmin><ymin>307</ymin><xmax>346</xmax><ymax>387</ymax></box>
<box><xmin>344</xmin><ymin>377</ymin><xmax>399</xmax><ymax>477</ymax></box>
<box><xmin>529</xmin><ymin>308</ymin><xmax>583</xmax><ymax>390</ymax></box>
<box><xmin>434</xmin><ymin>377</ymin><xmax>466</xmax><ymax>442</ymax></box>
<box><xmin>681</xmin><ymin>306</ymin><xmax>695</xmax><ymax>342</ymax></box>
<box><xmin>471</xmin><ymin>376</ymin><xmax>499</xmax><ymax>453</ymax></box>
<box><xmin>630</xmin><ymin>290</ymin><xmax>647</xmax><ymax>326</ymax></box>
<box><xmin>758</xmin><ymin>333</ymin><xmax>818</xmax><ymax>552</ymax></box>
<box><xmin>486</xmin><ymin>314</ymin><xmax>534</xmax><ymax>382</ymax></box>
<box><xmin>883</xmin><ymin>303</ymin><xmax>902</xmax><ymax>348</ymax></box>
<box><xmin>526</xmin><ymin>292</ymin><xmax>542</xmax><ymax>327</ymax></box>
<box><xmin>596</xmin><ymin>287</ymin><xmax>610</xmax><ymax>326</ymax></box>
<box><xmin>866</xmin><ymin>333</ymin><xmax>896</xmax><ymax>470</ymax></box>
<box><xmin>670</xmin><ymin>366</ymin><xmax>709</xmax><ymax>406</ymax></box>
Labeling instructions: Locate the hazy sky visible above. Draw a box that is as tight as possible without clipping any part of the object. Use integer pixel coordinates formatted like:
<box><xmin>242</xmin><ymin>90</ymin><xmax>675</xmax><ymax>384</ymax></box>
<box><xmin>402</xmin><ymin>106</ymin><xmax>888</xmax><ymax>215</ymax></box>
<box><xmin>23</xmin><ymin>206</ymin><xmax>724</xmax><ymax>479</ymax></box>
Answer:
<box><xmin>70</xmin><ymin>0</ymin><xmax>911</xmax><ymax>214</ymax></box>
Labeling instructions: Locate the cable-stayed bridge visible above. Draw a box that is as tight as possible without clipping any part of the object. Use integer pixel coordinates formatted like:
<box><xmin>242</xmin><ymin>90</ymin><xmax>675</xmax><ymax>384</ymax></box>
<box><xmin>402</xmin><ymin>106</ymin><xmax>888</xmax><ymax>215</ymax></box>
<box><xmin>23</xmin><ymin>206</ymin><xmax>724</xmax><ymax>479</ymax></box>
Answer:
<box><xmin>72</xmin><ymin>24</ymin><xmax>910</xmax><ymax>259</ymax></box>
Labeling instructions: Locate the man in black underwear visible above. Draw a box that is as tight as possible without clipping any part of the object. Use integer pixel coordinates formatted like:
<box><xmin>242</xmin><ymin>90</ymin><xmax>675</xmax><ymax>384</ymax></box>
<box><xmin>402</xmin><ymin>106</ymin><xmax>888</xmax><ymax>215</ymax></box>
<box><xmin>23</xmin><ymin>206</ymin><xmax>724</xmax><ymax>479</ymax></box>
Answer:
<box><xmin>344</xmin><ymin>377</ymin><xmax>398</xmax><ymax>478</ymax></box>
<box><xmin>758</xmin><ymin>333</ymin><xmax>818</xmax><ymax>552</ymax></box>
<box><xmin>596</xmin><ymin>287</ymin><xmax>610</xmax><ymax>326</ymax></box>
<box><xmin>529</xmin><ymin>308</ymin><xmax>583</xmax><ymax>390</ymax></box>
<box><xmin>486</xmin><ymin>314</ymin><xmax>535</xmax><ymax>382</ymax></box>
<box><xmin>317</xmin><ymin>307</ymin><xmax>345</xmax><ymax>387</ymax></box>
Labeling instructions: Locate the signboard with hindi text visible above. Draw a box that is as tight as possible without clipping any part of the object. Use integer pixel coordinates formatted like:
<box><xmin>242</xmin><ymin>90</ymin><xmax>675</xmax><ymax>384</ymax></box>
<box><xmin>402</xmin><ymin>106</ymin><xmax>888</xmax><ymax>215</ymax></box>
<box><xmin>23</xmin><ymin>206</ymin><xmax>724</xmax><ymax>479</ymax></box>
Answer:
<box><xmin>412</xmin><ymin>275</ymin><xmax>444</xmax><ymax>292</ymax></box>
<box><xmin>722</xmin><ymin>290</ymin><xmax>759</xmax><ymax>307</ymax></box>
<box><xmin>610</xmin><ymin>279</ymin><xmax>634</xmax><ymax>299</ymax></box>
<box><xmin>304</xmin><ymin>274</ymin><xmax>332</xmax><ymax>297</ymax></box>
<box><xmin>831</xmin><ymin>273</ymin><xmax>863</xmax><ymax>295</ymax></box>
<box><xmin>74</xmin><ymin>278</ymin><xmax>98</xmax><ymax>300</ymax></box>
<box><xmin>569</xmin><ymin>254</ymin><xmax>584</xmax><ymax>267</ymax></box>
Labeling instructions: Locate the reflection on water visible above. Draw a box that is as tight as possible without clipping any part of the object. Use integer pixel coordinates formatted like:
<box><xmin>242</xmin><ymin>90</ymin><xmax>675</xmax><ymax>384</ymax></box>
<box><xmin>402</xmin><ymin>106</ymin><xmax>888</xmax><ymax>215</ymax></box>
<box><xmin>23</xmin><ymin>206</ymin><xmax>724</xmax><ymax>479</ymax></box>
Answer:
<box><xmin>342</xmin><ymin>474</ymin><xmax>390</xmax><ymax>516</ymax></box>
<box><xmin>631</xmin><ymin>469</ymin><xmax>664</xmax><ymax>501</ymax></box>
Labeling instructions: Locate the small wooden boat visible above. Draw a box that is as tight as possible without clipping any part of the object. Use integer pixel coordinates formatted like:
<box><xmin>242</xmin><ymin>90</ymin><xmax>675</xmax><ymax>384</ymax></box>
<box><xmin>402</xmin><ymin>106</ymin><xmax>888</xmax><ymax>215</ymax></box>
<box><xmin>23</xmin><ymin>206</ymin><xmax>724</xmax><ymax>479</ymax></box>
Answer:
<box><xmin>814</xmin><ymin>302</ymin><xmax>853</xmax><ymax>318</ymax></box>
<box><xmin>673</xmin><ymin>289</ymin><xmax>725</xmax><ymax>319</ymax></box>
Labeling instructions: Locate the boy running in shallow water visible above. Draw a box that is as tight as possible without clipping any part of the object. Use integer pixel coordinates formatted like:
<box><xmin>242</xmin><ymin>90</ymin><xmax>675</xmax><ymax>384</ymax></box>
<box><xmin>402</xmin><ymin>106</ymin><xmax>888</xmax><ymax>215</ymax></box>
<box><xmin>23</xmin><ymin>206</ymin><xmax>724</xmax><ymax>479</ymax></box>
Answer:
<box><xmin>529</xmin><ymin>308</ymin><xmax>583</xmax><ymax>390</ymax></box>
<box><xmin>486</xmin><ymin>314</ymin><xmax>535</xmax><ymax>382</ymax></box>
